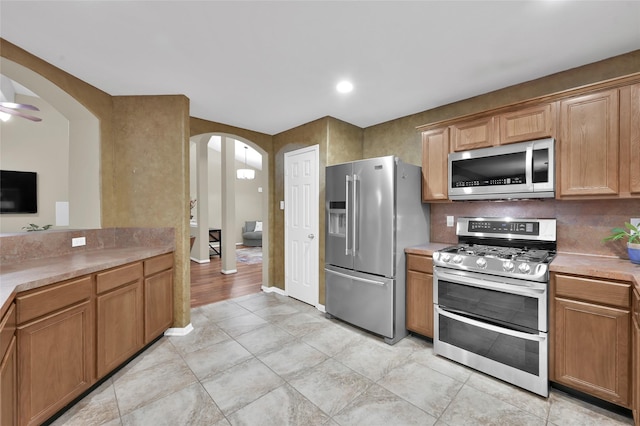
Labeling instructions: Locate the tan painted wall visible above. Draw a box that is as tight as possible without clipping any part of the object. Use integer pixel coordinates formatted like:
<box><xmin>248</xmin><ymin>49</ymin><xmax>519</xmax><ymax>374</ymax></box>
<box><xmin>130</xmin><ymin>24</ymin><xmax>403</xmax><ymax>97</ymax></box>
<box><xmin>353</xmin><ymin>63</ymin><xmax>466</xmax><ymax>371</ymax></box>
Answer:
<box><xmin>271</xmin><ymin>117</ymin><xmax>362</xmax><ymax>304</ymax></box>
<box><xmin>326</xmin><ymin>116</ymin><xmax>363</xmax><ymax>166</ymax></box>
<box><xmin>112</xmin><ymin>95</ymin><xmax>190</xmax><ymax>326</ymax></box>
<box><xmin>1</xmin><ymin>39</ymin><xmax>192</xmax><ymax>328</ymax></box>
<box><xmin>363</xmin><ymin>50</ymin><xmax>640</xmax><ymax>166</ymax></box>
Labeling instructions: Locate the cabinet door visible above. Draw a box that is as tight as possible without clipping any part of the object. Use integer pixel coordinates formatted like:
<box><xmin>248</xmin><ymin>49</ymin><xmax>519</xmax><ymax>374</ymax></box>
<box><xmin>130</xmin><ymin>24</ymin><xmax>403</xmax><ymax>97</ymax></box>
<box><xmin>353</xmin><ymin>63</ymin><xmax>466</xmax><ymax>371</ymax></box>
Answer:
<box><xmin>451</xmin><ymin>116</ymin><xmax>496</xmax><ymax>151</ymax></box>
<box><xmin>0</xmin><ymin>336</ymin><xmax>16</xmax><ymax>426</ymax></box>
<box><xmin>0</xmin><ymin>303</ymin><xmax>16</xmax><ymax>426</ymax></box>
<box><xmin>633</xmin><ymin>289</ymin><xmax>640</xmax><ymax>423</ymax></box>
<box><xmin>421</xmin><ymin>128</ymin><xmax>449</xmax><ymax>201</ymax></box>
<box><xmin>554</xmin><ymin>297</ymin><xmax>630</xmax><ymax>407</ymax></box>
<box><xmin>498</xmin><ymin>103</ymin><xmax>555</xmax><ymax>145</ymax></box>
<box><xmin>406</xmin><ymin>270</ymin><xmax>433</xmax><ymax>338</ymax></box>
<box><xmin>406</xmin><ymin>254</ymin><xmax>434</xmax><ymax>338</ymax></box>
<box><xmin>559</xmin><ymin>89</ymin><xmax>619</xmax><ymax>197</ymax></box>
<box><xmin>144</xmin><ymin>269</ymin><xmax>173</xmax><ymax>343</ymax></box>
<box><xmin>617</xmin><ymin>83</ymin><xmax>640</xmax><ymax>198</ymax></box>
<box><xmin>18</xmin><ymin>302</ymin><xmax>93</xmax><ymax>426</ymax></box>
<box><xmin>96</xmin><ymin>280</ymin><xmax>143</xmax><ymax>378</ymax></box>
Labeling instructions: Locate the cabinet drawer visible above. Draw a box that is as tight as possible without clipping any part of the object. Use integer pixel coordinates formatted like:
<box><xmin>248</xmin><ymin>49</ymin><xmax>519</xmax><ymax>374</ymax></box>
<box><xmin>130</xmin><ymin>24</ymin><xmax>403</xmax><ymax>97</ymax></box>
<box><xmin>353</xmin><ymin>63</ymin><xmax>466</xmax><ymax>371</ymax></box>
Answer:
<box><xmin>96</xmin><ymin>262</ymin><xmax>143</xmax><ymax>294</ymax></box>
<box><xmin>407</xmin><ymin>254</ymin><xmax>433</xmax><ymax>273</ymax></box>
<box><xmin>144</xmin><ymin>253</ymin><xmax>173</xmax><ymax>276</ymax></box>
<box><xmin>17</xmin><ymin>276</ymin><xmax>92</xmax><ymax>324</ymax></box>
<box><xmin>0</xmin><ymin>303</ymin><xmax>16</xmax><ymax>357</ymax></box>
<box><xmin>555</xmin><ymin>274</ymin><xmax>630</xmax><ymax>308</ymax></box>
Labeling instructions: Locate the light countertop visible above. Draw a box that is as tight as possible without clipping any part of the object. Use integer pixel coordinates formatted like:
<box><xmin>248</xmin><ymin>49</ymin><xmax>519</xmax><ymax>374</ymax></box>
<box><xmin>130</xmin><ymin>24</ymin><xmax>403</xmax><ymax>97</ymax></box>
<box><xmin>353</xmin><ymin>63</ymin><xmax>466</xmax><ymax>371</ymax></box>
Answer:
<box><xmin>0</xmin><ymin>246</ymin><xmax>173</xmax><ymax>318</ymax></box>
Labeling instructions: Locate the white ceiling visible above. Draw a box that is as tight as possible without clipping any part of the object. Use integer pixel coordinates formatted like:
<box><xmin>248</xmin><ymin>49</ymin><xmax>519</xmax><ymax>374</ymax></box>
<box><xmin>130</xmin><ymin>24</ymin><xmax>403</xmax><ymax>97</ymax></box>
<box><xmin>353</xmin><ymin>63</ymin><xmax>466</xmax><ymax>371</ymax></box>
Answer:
<box><xmin>1</xmin><ymin>1</ymin><xmax>638</xmax><ymax>135</ymax></box>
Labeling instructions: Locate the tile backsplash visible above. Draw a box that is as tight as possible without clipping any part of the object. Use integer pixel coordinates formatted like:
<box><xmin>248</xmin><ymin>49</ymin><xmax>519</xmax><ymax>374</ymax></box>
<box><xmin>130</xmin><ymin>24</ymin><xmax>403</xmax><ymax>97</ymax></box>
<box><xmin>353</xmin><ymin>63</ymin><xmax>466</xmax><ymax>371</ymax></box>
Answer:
<box><xmin>430</xmin><ymin>198</ymin><xmax>639</xmax><ymax>259</ymax></box>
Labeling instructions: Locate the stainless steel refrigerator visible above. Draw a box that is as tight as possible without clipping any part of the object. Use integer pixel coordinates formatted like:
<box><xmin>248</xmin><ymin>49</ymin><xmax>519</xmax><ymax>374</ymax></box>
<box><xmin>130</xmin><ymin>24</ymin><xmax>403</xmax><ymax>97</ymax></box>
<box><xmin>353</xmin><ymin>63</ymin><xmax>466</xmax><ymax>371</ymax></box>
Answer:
<box><xmin>325</xmin><ymin>156</ymin><xmax>430</xmax><ymax>344</ymax></box>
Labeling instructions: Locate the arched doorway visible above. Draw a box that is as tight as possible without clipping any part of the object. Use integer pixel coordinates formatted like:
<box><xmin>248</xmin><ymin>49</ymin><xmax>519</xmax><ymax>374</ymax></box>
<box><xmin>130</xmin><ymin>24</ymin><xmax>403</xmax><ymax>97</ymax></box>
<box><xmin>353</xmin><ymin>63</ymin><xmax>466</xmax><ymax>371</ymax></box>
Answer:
<box><xmin>189</xmin><ymin>132</ymin><xmax>269</xmax><ymax>302</ymax></box>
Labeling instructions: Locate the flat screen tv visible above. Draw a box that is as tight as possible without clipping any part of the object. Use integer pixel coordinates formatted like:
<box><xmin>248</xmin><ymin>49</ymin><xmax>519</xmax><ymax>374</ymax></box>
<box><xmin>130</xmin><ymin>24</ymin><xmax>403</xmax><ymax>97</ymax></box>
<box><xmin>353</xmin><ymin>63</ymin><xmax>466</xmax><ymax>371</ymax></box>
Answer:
<box><xmin>0</xmin><ymin>170</ymin><xmax>38</xmax><ymax>214</ymax></box>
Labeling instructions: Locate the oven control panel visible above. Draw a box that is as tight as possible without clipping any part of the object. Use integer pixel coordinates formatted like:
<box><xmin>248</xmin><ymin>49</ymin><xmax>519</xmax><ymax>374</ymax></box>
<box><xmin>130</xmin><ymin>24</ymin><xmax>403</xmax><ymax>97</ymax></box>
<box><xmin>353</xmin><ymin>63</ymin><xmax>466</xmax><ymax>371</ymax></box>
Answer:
<box><xmin>467</xmin><ymin>220</ymin><xmax>538</xmax><ymax>235</ymax></box>
<box><xmin>457</xmin><ymin>217</ymin><xmax>557</xmax><ymax>242</ymax></box>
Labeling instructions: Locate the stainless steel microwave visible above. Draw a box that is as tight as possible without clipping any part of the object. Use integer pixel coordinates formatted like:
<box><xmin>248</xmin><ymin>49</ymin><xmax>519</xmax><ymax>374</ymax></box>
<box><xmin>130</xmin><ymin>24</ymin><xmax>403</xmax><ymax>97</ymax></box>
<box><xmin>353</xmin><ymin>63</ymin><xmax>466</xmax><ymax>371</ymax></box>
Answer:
<box><xmin>448</xmin><ymin>138</ymin><xmax>555</xmax><ymax>200</ymax></box>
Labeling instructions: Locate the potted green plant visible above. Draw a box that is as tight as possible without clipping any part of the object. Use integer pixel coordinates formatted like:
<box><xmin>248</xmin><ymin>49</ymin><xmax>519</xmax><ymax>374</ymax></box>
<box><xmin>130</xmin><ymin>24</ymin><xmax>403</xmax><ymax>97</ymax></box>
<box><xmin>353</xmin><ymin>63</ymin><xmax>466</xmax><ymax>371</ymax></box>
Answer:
<box><xmin>603</xmin><ymin>222</ymin><xmax>640</xmax><ymax>264</ymax></box>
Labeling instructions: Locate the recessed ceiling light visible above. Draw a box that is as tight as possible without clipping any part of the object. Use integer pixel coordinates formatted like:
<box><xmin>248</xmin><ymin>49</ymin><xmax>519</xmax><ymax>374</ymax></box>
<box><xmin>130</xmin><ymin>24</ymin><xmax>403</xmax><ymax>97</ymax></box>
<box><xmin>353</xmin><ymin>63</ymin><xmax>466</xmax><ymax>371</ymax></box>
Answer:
<box><xmin>336</xmin><ymin>81</ymin><xmax>354</xmax><ymax>93</ymax></box>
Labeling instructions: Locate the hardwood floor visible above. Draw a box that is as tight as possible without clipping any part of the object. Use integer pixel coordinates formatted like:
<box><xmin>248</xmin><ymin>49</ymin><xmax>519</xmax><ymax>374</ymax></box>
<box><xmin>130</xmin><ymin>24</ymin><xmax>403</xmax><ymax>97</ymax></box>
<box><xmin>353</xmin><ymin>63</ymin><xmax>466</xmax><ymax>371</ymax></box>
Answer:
<box><xmin>190</xmin><ymin>247</ymin><xmax>263</xmax><ymax>308</ymax></box>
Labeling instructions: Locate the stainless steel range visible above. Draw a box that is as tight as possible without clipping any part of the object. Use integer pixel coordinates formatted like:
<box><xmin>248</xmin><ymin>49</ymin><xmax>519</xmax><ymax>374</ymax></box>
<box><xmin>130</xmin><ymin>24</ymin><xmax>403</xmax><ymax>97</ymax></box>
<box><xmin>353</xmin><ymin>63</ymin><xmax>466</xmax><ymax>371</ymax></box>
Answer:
<box><xmin>433</xmin><ymin>217</ymin><xmax>556</xmax><ymax>397</ymax></box>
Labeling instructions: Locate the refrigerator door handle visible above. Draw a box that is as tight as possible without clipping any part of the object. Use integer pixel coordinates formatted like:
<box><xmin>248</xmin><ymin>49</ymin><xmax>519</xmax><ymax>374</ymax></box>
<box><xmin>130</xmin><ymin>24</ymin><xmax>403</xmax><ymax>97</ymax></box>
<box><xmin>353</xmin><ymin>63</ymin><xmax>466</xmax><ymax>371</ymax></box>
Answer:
<box><xmin>352</xmin><ymin>173</ymin><xmax>358</xmax><ymax>255</ymax></box>
<box><xmin>325</xmin><ymin>268</ymin><xmax>386</xmax><ymax>286</ymax></box>
<box><xmin>345</xmin><ymin>175</ymin><xmax>352</xmax><ymax>255</ymax></box>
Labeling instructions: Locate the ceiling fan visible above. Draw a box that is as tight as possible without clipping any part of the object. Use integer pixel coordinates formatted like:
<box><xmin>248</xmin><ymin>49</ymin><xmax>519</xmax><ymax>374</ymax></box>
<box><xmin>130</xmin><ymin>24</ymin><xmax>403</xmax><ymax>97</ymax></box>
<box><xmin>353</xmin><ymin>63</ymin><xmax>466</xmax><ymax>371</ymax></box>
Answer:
<box><xmin>0</xmin><ymin>101</ymin><xmax>42</xmax><ymax>122</ymax></box>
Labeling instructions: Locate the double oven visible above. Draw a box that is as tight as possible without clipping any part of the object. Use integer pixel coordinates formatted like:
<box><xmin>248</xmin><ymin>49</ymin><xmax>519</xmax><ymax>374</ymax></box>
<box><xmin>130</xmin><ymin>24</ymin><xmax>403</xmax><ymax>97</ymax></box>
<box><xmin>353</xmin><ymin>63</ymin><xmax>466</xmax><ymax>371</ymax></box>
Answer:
<box><xmin>433</xmin><ymin>217</ymin><xmax>556</xmax><ymax>397</ymax></box>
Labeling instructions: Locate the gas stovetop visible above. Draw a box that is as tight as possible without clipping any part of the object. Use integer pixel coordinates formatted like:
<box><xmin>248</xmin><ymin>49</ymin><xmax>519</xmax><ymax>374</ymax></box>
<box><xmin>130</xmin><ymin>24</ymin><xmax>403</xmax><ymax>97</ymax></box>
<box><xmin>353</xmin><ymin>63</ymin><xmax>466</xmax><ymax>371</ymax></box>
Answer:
<box><xmin>433</xmin><ymin>217</ymin><xmax>557</xmax><ymax>282</ymax></box>
<box><xmin>440</xmin><ymin>244</ymin><xmax>553</xmax><ymax>263</ymax></box>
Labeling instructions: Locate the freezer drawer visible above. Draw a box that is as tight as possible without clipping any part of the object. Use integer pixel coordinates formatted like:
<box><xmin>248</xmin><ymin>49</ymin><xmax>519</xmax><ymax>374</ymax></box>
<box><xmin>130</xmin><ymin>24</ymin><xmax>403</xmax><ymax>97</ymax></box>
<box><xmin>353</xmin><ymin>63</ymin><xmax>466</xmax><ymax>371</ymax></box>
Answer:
<box><xmin>325</xmin><ymin>266</ymin><xmax>394</xmax><ymax>338</ymax></box>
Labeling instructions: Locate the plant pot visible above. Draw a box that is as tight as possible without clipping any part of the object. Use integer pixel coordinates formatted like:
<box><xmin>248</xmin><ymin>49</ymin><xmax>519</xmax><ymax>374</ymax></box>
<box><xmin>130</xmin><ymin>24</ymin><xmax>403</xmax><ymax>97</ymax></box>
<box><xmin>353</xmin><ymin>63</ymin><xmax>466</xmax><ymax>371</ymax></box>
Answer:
<box><xmin>628</xmin><ymin>243</ymin><xmax>640</xmax><ymax>264</ymax></box>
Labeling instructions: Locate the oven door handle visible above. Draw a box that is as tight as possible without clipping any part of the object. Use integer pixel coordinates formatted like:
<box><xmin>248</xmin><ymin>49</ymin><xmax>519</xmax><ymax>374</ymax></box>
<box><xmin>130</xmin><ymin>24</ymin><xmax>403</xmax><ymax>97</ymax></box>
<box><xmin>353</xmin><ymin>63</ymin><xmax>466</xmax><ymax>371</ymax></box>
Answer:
<box><xmin>435</xmin><ymin>268</ymin><xmax>546</xmax><ymax>298</ymax></box>
<box><xmin>436</xmin><ymin>306</ymin><xmax>546</xmax><ymax>342</ymax></box>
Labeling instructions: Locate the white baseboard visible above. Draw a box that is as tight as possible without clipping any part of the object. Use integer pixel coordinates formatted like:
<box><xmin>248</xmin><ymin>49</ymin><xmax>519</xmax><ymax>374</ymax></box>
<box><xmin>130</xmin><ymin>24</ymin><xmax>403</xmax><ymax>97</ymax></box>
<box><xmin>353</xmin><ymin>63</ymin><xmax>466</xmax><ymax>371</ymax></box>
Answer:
<box><xmin>261</xmin><ymin>285</ymin><xmax>286</xmax><ymax>296</ymax></box>
<box><xmin>221</xmin><ymin>269</ymin><xmax>237</xmax><ymax>275</ymax></box>
<box><xmin>190</xmin><ymin>257</ymin><xmax>210</xmax><ymax>264</ymax></box>
<box><xmin>164</xmin><ymin>323</ymin><xmax>194</xmax><ymax>337</ymax></box>
<box><xmin>316</xmin><ymin>303</ymin><xmax>326</xmax><ymax>313</ymax></box>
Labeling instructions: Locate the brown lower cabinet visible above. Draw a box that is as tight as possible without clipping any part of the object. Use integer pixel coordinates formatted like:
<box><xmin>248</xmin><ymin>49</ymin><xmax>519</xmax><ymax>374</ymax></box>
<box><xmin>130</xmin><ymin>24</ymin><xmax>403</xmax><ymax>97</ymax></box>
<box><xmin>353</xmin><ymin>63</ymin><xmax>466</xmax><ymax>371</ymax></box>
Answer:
<box><xmin>632</xmin><ymin>288</ymin><xmax>640</xmax><ymax>426</ymax></box>
<box><xmin>406</xmin><ymin>253</ymin><xmax>434</xmax><ymax>338</ymax></box>
<box><xmin>143</xmin><ymin>253</ymin><xmax>174</xmax><ymax>343</ymax></box>
<box><xmin>11</xmin><ymin>252</ymin><xmax>173</xmax><ymax>426</ymax></box>
<box><xmin>16</xmin><ymin>277</ymin><xmax>94</xmax><ymax>426</ymax></box>
<box><xmin>552</xmin><ymin>273</ymin><xmax>631</xmax><ymax>408</ymax></box>
<box><xmin>1</xmin><ymin>303</ymin><xmax>17</xmax><ymax>426</ymax></box>
<box><xmin>96</xmin><ymin>262</ymin><xmax>144</xmax><ymax>379</ymax></box>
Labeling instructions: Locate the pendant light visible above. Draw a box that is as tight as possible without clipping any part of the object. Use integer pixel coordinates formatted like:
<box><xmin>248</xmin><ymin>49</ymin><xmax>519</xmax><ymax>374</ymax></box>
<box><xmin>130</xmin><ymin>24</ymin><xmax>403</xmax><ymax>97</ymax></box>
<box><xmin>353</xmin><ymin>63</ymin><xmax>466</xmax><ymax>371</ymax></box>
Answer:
<box><xmin>237</xmin><ymin>146</ymin><xmax>255</xmax><ymax>180</ymax></box>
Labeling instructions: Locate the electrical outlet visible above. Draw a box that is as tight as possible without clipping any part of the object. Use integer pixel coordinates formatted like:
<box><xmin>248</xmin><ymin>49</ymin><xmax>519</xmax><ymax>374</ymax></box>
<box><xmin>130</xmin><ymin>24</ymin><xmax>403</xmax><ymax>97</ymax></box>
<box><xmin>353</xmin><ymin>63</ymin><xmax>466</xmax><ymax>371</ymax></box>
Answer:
<box><xmin>446</xmin><ymin>216</ymin><xmax>454</xmax><ymax>227</ymax></box>
<box><xmin>72</xmin><ymin>237</ymin><xmax>86</xmax><ymax>247</ymax></box>
<box><xmin>631</xmin><ymin>218</ymin><xmax>640</xmax><ymax>228</ymax></box>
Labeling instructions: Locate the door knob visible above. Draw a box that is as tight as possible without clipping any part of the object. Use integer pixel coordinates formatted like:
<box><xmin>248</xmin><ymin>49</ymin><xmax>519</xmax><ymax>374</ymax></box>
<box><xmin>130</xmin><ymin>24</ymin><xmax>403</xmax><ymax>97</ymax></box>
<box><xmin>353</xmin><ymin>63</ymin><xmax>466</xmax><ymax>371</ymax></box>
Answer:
<box><xmin>308</xmin><ymin>234</ymin><xmax>315</xmax><ymax>239</ymax></box>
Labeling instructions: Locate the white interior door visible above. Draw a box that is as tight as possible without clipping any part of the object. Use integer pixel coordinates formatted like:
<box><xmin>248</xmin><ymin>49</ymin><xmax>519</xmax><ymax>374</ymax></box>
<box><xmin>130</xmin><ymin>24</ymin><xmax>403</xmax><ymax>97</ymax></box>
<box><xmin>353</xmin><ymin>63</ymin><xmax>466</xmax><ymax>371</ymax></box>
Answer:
<box><xmin>284</xmin><ymin>145</ymin><xmax>319</xmax><ymax>306</ymax></box>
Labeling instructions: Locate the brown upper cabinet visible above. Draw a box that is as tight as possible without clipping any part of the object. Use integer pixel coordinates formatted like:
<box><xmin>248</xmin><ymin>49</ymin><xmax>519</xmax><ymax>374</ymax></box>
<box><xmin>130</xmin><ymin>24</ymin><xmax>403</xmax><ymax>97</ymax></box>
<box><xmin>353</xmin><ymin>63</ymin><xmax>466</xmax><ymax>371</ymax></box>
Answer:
<box><xmin>419</xmin><ymin>75</ymin><xmax>640</xmax><ymax>202</ymax></box>
<box><xmin>498</xmin><ymin>103</ymin><xmax>556</xmax><ymax>145</ymax></box>
<box><xmin>450</xmin><ymin>103</ymin><xmax>557</xmax><ymax>152</ymax></box>
<box><xmin>420</xmin><ymin>102</ymin><xmax>556</xmax><ymax>202</ymax></box>
<box><xmin>558</xmin><ymin>89</ymin><xmax>619</xmax><ymax>197</ymax></box>
<box><xmin>620</xmin><ymin>83</ymin><xmax>640</xmax><ymax>196</ymax></box>
<box><xmin>451</xmin><ymin>116</ymin><xmax>496</xmax><ymax>151</ymax></box>
<box><xmin>421</xmin><ymin>127</ymin><xmax>449</xmax><ymax>202</ymax></box>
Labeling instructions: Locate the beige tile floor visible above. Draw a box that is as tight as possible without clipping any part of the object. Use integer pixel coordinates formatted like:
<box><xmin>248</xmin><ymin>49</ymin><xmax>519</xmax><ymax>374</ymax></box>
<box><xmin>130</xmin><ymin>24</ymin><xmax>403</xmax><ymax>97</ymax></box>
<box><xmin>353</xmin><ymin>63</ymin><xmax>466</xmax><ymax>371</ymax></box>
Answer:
<box><xmin>50</xmin><ymin>292</ymin><xmax>634</xmax><ymax>426</ymax></box>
